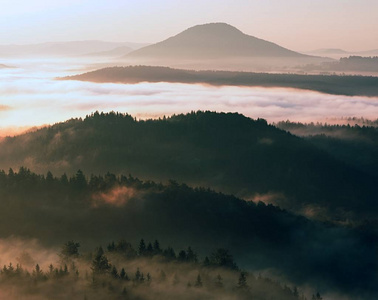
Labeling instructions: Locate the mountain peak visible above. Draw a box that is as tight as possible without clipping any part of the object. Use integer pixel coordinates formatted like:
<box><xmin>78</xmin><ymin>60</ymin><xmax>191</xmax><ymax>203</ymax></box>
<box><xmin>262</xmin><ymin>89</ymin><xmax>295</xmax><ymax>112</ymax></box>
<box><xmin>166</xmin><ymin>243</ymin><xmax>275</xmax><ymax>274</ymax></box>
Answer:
<box><xmin>180</xmin><ymin>22</ymin><xmax>244</xmax><ymax>36</ymax></box>
<box><xmin>127</xmin><ymin>22</ymin><xmax>306</xmax><ymax>59</ymax></box>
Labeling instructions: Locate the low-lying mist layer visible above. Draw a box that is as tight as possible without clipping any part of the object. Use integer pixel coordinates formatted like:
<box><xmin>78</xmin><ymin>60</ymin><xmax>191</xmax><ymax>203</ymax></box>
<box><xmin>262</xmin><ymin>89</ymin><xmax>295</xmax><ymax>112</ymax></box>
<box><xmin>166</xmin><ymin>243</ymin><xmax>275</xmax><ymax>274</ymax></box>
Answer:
<box><xmin>0</xmin><ymin>238</ymin><xmax>316</xmax><ymax>300</ymax></box>
<box><xmin>2</xmin><ymin>58</ymin><xmax>378</xmax><ymax>135</ymax></box>
<box><xmin>0</xmin><ymin>168</ymin><xmax>376</xmax><ymax>299</ymax></box>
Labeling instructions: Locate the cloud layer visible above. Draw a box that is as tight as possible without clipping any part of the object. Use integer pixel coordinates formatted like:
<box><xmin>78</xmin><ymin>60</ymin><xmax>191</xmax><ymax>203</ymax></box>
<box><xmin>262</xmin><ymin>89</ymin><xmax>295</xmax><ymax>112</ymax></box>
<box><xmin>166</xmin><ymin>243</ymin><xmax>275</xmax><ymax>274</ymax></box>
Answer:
<box><xmin>1</xmin><ymin>58</ymin><xmax>378</xmax><ymax>136</ymax></box>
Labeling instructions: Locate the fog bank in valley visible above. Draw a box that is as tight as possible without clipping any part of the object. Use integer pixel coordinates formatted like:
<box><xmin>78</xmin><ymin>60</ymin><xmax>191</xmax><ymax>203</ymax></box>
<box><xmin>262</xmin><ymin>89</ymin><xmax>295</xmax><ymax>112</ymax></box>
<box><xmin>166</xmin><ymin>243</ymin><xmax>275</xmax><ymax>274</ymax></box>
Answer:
<box><xmin>1</xmin><ymin>58</ymin><xmax>378</xmax><ymax>136</ymax></box>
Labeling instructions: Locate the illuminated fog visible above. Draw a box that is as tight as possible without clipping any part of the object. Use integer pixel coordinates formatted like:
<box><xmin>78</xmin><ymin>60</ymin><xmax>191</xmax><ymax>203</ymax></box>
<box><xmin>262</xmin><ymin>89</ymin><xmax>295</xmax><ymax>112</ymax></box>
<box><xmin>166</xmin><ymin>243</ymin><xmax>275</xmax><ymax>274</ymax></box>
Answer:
<box><xmin>1</xmin><ymin>58</ymin><xmax>378</xmax><ymax>136</ymax></box>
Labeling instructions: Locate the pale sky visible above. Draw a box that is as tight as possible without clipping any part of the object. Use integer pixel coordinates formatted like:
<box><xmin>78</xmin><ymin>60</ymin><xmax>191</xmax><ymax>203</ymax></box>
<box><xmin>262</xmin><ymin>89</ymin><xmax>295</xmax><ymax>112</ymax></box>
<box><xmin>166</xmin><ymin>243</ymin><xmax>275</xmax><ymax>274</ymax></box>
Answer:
<box><xmin>0</xmin><ymin>0</ymin><xmax>377</xmax><ymax>51</ymax></box>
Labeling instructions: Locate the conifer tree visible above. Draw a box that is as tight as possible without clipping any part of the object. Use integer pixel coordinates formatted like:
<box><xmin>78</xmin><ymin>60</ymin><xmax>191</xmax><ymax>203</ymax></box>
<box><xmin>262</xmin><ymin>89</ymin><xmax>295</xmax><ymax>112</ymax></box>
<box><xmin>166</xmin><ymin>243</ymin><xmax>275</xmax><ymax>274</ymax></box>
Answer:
<box><xmin>91</xmin><ymin>247</ymin><xmax>110</xmax><ymax>275</ymax></box>
<box><xmin>138</xmin><ymin>239</ymin><xmax>146</xmax><ymax>256</ymax></box>
<box><xmin>237</xmin><ymin>271</ymin><xmax>248</xmax><ymax>289</ymax></box>
<box><xmin>195</xmin><ymin>274</ymin><xmax>203</xmax><ymax>287</ymax></box>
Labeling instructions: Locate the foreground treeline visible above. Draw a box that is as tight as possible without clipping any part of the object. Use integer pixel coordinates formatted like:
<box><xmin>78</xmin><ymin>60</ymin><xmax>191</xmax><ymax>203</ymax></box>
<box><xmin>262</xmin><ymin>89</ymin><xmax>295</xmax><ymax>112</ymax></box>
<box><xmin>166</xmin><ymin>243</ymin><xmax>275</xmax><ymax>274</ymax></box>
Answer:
<box><xmin>1</xmin><ymin>111</ymin><xmax>377</xmax><ymax>222</ymax></box>
<box><xmin>0</xmin><ymin>240</ymin><xmax>320</xmax><ymax>300</ymax></box>
<box><xmin>0</xmin><ymin>168</ymin><xmax>376</xmax><ymax>299</ymax></box>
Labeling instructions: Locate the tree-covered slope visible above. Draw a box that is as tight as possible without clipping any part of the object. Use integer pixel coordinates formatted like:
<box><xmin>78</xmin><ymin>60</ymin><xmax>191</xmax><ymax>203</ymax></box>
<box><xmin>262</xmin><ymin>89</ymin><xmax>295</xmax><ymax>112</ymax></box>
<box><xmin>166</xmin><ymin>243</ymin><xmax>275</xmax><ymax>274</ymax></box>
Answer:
<box><xmin>0</xmin><ymin>111</ymin><xmax>377</xmax><ymax>220</ymax></box>
<box><xmin>0</xmin><ymin>168</ymin><xmax>376</xmax><ymax>298</ymax></box>
<box><xmin>277</xmin><ymin>121</ymin><xmax>378</xmax><ymax>177</ymax></box>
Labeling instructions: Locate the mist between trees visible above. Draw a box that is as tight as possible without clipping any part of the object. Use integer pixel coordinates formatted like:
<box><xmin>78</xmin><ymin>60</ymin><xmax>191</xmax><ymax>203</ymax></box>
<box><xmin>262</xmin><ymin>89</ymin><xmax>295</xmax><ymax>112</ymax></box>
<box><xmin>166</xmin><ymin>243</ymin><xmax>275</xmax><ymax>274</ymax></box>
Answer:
<box><xmin>0</xmin><ymin>167</ymin><xmax>375</xmax><ymax>299</ymax></box>
<box><xmin>1</xmin><ymin>111</ymin><xmax>378</xmax><ymax>223</ymax></box>
<box><xmin>0</xmin><ymin>238</ymin><xmax>320</xmax><ymax>300</ymax></box>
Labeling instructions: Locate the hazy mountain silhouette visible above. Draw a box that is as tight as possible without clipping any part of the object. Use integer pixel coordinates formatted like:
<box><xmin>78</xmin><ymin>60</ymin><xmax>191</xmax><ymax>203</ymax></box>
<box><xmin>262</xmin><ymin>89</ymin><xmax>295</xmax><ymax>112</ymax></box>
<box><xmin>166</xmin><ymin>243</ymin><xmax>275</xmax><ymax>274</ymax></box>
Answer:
<box><xmin>84</xmin><ymin>46</ymin><xmax>134</xmax><ymax>57</ymax></box>
<box><xmin>0</xmin><ymin>41</ymin><xmax>149</xmax><ymax>57</ymax></box>
<box><xmin>0</xmin><ymin>63</ymin><xmax>11</xmax><ymax>69</ymax></box>
<box><xmin>126</xmin><ymin>23</ymin><xmax>309</xmax><ymax>59</ymax></box>
<box><xmin>358</xmin><ymin>49</ymin><xmax>378</xmax><ymax>56</ymax></box>
<box><xmin>308</xmin><ymin>48</ymin><xmax>349</xmax><ymax>55</ymax></box>
<box><xmin>307</xmin><ymin>48</ymin><xmax>378</xmax><ymax>57</ymax></box>
<box><xmin>305</xmin><ymin>48</ymin><xmax>378</xmax><ymax>60</ymax></box>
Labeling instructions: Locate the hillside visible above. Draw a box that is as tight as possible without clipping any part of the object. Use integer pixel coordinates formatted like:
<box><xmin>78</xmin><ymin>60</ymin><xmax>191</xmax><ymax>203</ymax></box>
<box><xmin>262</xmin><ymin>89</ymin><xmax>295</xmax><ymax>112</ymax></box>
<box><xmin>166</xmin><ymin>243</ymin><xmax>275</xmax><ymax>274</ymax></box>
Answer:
<box><xmin>0</xmin><ymin>111</ymin><xmax>377</xmax><ymax>221</ymax></box>
<box><xmin>126</xmin><ymin>23</ymin><xmax>307</xmax><ymax>59</ymax></box>
<box><xmin>0</xmin><ymin>168</ymin><xmax>375</xmax><ymax>298</ymax></box>
<box><xmin>0</xmin><ymin>237</ymin><xmax>307</xmax><ymax>300</ymax></box>
<box><xmin>62</xmin><ymin>65</ymin><xmax>378</xmax><ymax>97</ymax></box>
<box><xmin>276</xmin><ymin>121</ymin><xmax>378</xmax><ymax>177</ymax></box>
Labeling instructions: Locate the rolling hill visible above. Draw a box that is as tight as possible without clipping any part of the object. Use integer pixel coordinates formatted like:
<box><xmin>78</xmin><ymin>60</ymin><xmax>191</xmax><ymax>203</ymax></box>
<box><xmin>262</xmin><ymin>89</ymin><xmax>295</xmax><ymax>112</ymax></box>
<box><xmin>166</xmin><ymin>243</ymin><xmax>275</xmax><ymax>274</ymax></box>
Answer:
<box><xmin>0</xmin><ymin>41</ymin><xmax>148</xmax><ymax>57</ymax></box>
<box><xmin>84</xmin><ymin>45</ymin><xmax>134</xmax><ymax>57</ymax></box>
<box><xmin>0</xmin><ymin>111</ymin><xmax>377</xmax><ymax>221</ymax></box>
<box><xmin>0</xmin><ymin>168</ymin><xmax>375</xmax><ymax>298</ymax></box>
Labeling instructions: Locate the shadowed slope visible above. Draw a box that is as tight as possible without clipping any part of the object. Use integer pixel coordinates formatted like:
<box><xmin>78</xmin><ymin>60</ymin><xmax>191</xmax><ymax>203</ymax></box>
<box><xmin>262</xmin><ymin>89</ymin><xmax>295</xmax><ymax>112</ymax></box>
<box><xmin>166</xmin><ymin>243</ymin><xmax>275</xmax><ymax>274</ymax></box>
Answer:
<box><xmin>0</xmin><ymin>111</ymin><xmax>377</xmax><ymax>221</ymax></box>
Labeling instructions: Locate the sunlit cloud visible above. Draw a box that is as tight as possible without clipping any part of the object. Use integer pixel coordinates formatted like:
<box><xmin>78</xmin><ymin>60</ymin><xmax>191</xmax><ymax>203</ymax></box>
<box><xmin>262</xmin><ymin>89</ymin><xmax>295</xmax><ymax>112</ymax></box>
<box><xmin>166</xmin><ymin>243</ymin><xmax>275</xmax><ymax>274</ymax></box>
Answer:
<box><xmin>1</xmin><ymin>58</ymin><xmax>378</xmax><ymax>136</ymax></box>
<box><xmin>92</xmin><ymin>186</ymin><xmax>137</xmax><ymax>207</ymax></box>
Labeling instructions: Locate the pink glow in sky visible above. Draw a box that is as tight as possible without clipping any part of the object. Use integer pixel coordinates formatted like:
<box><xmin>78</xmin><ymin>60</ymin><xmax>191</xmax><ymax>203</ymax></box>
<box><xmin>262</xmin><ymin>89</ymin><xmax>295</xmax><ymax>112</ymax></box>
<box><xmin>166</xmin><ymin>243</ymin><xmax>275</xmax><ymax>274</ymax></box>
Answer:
<box><xmin>0</xmin><ymin>0</ymin><xmax>377</xmax><ymax>52</ymax></box>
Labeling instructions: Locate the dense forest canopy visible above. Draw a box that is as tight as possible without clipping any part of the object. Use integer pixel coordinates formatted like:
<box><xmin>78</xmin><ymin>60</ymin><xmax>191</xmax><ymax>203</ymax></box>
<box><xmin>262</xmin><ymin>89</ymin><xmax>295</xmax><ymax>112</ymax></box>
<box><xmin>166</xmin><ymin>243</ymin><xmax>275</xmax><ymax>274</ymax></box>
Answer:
<box><xmin>1</xmin><ymin>111</ymin><xmax>377</xmax><ymax>222</ymax></box>
<box><xmin>0</xmin><ymin>236</ymin><xmax>315</xmax><ymax>300</ymax></box>
<box><xmin>276</xmin><ymin>120</ymin><xmax>378</xmax><ymax>177</ymax></box>
<box><xmin>0</xmin><ymin>167</ymin><xmax>376</xmax><ymax>299</ymax></box>
<box><xmin>1</xmin><ymin>112</ymin><xmax>377</xmax><ymax>298</ymax></box>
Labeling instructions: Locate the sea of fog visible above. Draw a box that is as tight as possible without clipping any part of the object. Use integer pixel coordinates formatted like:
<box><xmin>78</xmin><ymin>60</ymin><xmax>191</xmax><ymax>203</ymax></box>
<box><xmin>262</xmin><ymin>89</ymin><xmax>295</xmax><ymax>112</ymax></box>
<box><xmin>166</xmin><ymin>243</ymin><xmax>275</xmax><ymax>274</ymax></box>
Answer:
<box><xmin>1</xmin><ymin>57</ymin><xmax>378</xmax><ymax>136</ymax></box>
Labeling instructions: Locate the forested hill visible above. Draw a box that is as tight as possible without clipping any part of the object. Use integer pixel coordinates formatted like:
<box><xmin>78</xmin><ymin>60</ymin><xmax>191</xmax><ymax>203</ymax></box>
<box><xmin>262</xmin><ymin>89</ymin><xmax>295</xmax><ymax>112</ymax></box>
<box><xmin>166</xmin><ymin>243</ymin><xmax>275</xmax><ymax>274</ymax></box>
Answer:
<box><xmin>0</xmin><ymin>111</ymin><xmax>377</xmax><ymax>221</ymax></box>
<box><xmin>62</xmin><ymin>65</ymin><xmax>378</xmax><ymax>97</ymax></box>
<box><xmin>0</xmin><ymin>168</ymin><xmax>376</xmax><ymax>298</ymax></box>
<box><xmin>276</xmin><ymin>120</ymin><xmax>378</xmax><ymax>177</ymax></box>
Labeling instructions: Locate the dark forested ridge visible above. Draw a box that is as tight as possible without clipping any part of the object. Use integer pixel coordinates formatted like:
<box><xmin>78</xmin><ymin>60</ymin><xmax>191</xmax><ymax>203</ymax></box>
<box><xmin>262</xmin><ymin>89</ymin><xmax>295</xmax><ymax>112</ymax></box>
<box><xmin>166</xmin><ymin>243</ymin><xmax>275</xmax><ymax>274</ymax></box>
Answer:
<box><xmin>0</xmin><ymin>111</ymin><xmax>377</xmax><ymax>221</ymax></box>
<box><xmin>0</xmin><ymin>168</ymin><xmax>376</xmax><ymax>299</ymax></box>
<box><xmin>276</xmin><ymin>120</ymin><xmax>378</xmax><ymax>177</ymax></box>
<box><xmin>0</xmin><ymin>112</ymin><xmax>377</xmax><ymax>299</ymax></box>
<box><xmin>62</xmin><ymin>65</ymin><xmax>378</xmax><ymax>97</ymax></box>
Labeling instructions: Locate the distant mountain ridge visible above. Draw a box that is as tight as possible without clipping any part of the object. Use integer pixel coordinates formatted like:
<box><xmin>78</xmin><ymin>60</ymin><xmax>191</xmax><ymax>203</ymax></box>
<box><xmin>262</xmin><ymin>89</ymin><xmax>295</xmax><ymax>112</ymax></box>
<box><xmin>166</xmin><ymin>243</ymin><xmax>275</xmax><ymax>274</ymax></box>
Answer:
<box><xmin>0</xmin><ymin>63</ymin><xmax>11</xmax><ymax>69</ymax></box>
<box><xmin>84</xmin><ymin>45</ymin><xmax>134</xmax><ymax>57</ymax></box>
<box><xmin>305</xmin><ymin>48</ymin><xmax>378</xmax><ymax>59</ymax></box>
<box><xmin>62</xmin><ymin>65</ymin><xmax>378</xmax><ymax>97</ymax></box>
<box><xmin>309</xmin><ymin>48</ymin><xmax>349</xmax><ymax>55</ymax></box>
<box><xmin>126</xmin><ymin>23</ymin><xmax>308</xmax><ymax>59</ymax></box>
<box><xmin>0</xmin><ymin>41</ymin><xmax>149</xmax><ymax>57</ymax></box>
